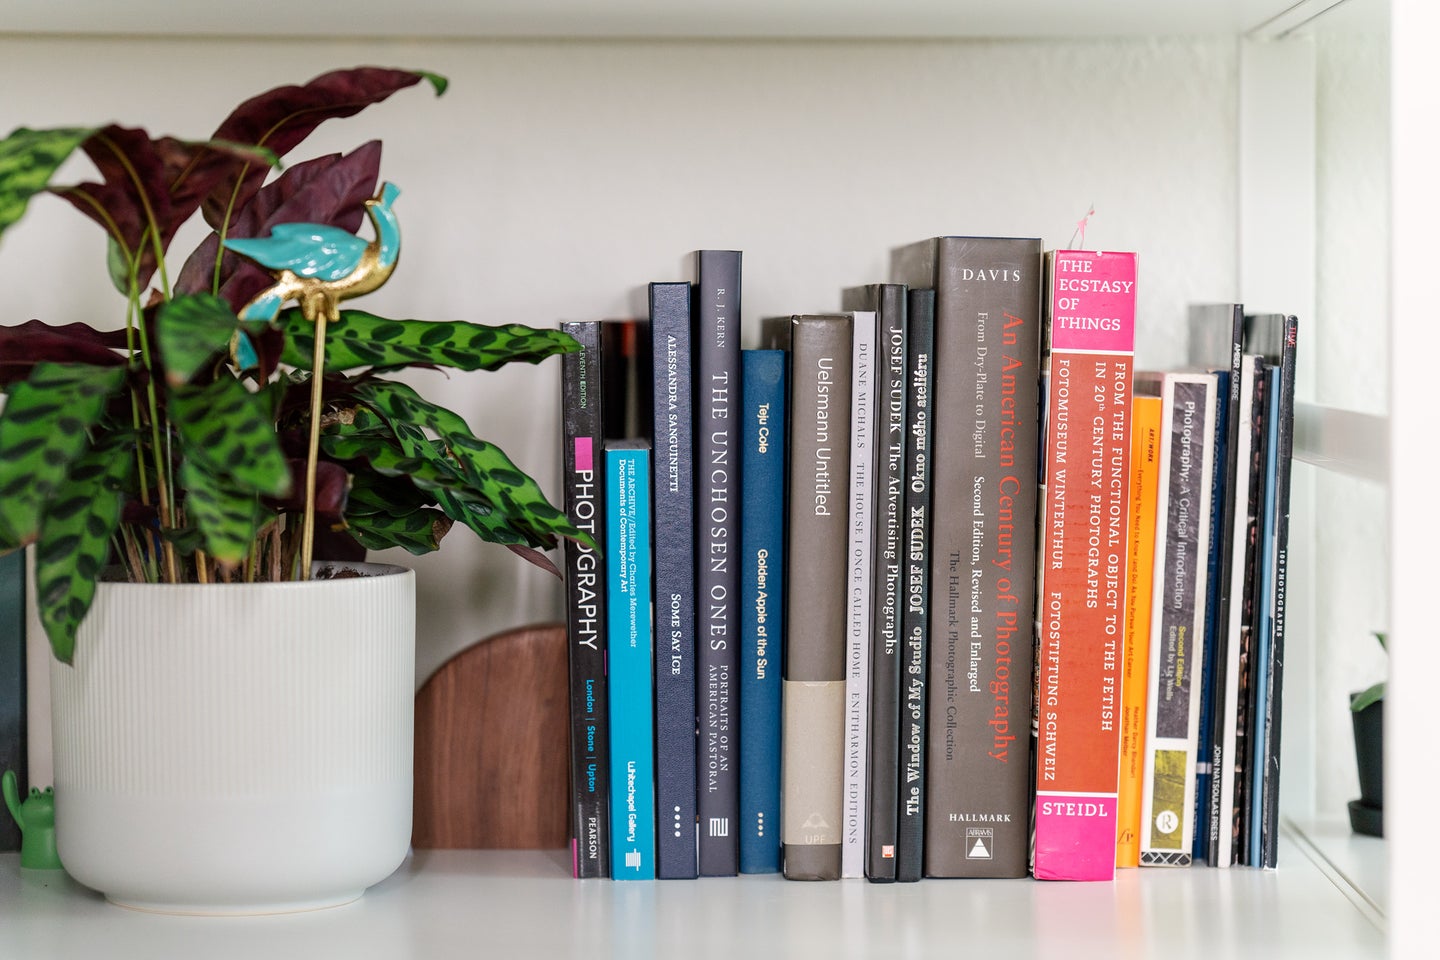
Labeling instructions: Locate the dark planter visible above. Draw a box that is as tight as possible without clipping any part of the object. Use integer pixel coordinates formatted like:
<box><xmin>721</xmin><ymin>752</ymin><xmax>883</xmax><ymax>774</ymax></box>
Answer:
<box><xmin>1348</xmin><ymin>696</ymin><xmax>1383</xmax><ymax>837</ymax></box>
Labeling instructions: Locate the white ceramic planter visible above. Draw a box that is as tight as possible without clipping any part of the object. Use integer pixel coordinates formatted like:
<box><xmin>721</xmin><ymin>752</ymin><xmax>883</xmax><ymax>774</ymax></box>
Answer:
<box><xmin>49</xmin><ymin>563</ymin><xmax>415</xmax><ymax>915</ymax></box>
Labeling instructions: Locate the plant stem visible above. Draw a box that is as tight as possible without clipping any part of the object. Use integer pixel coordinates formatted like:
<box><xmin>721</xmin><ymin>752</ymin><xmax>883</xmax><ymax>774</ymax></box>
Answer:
<box><xmin>299</xmin><ymin>312</ymin><xmax>328</xmax><ymax>581</ymax></box>
<box><xmin>122</xmin><ymin>294</ymin><xmax>152</xmax><ymax>526</ymax></box>
<box><xmin>100</xmin><ymin>132</ymin><xmax>181</xmax><ymax>582</ymax></box>
<box><xmin>124</xmin><ymin>288</ymin><xmax>179</xmax><ymax>583</ymax></box>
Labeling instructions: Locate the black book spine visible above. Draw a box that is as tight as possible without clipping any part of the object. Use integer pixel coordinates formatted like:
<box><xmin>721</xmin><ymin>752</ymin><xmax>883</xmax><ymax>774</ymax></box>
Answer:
<box><xmin>895</xmin><ymin>289</ymin><xmax>934</xmax><ymax>883</ymax></box>
<box><xmin>842</xmin><ymin>284</ymin><xmax>907</xmax><ymax>883</ymax></box>
<box><xmin>560</xmin><ymin>320</ymin><xmax>612</xmax><ymax>878</ymax></box>
<box><xmin>649</xmin><ymin>282</ymin><xmax>699</xmax><ymax>879</ymax></box>
<box><xmin>693</xmin><ymin>250</ymin><xmax>742</xmax><ymax>875</ymax></box>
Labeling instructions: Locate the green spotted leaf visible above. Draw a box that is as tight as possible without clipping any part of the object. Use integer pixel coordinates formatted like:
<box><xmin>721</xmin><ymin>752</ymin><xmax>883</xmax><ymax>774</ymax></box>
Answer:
<box><xmin>346</xmin><ymin>507</ymin><xmax>453</xmax><ymax>554</ymax></box>
<box><xmin>0</xmin><ymin>126</ymin><xmax>94</xmax><ymax>240</ymax></box>
<box><xmin>322</xmin><ymin>427</ymin><xmax>465</xmax><ymax>493</ymax></box>
<box><xmin>280</xmin><ymin>309</ymin><xmax>580</xmax><ymax>372</ymax></box>
<box><xmin>0</xmin><ymin>363</ymin><xmax>126</xmax><ymax>548</ymax></box>
<box><xmin>179</xmin><ymin>458</ymin><xmax>275</xmax><ymax>565</ymax></box>
<box><xmin>156</xmin><ymin>293</ymin><xmax>246</xmax><ymax>385</ymax></box>
<box><xmin>349</xmin><ymin>380</ymin><xmax>585</xmax><ymax>551</ymax></box>
<box><xmin>324</xmin><ymin>423</ymin><xmax>527</xmax><ymax>545</ymax></box>
<box><xmin>321</xmin><ymin>409</ymin><xmax>563</xmax><ymax>550</ymax></box>
<box><xmin>344</xmin><ymin>464</ymin><xmax>438</xmax><ymax>518</ymax></box>
<box><xmin>169</xmin><ymin>377</ymin><xmax>290</xmax><ymax>497</ymax></box>
<box><xmin>34</xmin><ymin>429</ymin><xmax>135</xmax><ymax>663</ymax></box>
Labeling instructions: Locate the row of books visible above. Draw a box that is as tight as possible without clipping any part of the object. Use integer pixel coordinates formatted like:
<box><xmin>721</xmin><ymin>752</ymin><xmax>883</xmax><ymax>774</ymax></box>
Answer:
<box><xmin>559</xmin><ymin>240</ymin><xmax>1295</xmax><ymax>882</ymax></box>
<box><xmin>1119</xmin><ymin>305</ymin><xmax>1298</xmax><ymax>871</ymax></box>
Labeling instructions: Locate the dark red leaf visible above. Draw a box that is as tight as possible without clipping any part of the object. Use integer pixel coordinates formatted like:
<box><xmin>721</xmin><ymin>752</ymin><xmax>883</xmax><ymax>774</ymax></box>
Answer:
<box><xmin>508</xmin><ymin>542</ymin><xmax>561</xmax><ymax>578</ymax></box>
<box><xmin>0</xmin><ymin>320</ymin><xmax>128</xmax><ymax>386</ymax></box>
<box><xmin>203</xmin><ymin>67</ymin><xmax>435</xmax><ymax>228</ymax></box>
<box><xmin>51</xmin><ymin>126</ymin><xmax>273</xmax><ymax>293</ymax></box>
<box><xmin>268</xmin><ymin>458</ymin><xmax>350</xmax><ymax>521</ymax></box>
<box><xmin>120</xmin><ymin>499</ymin><xmax>159</xmax><ymax>528</ymax></box>
<box><xmin>176</xmin><ymin>144</ymin><xmax>382</xmax><ymax>313</ymax></box>
<box><xmin>312</xmin><ymin>526</ymin><xmax>367</xmax><ymax>563</ymax></box>
<box><xmin>52</xmin><ymin>126</ymin><xmax>170</xmax><ymax>272</ymax></box>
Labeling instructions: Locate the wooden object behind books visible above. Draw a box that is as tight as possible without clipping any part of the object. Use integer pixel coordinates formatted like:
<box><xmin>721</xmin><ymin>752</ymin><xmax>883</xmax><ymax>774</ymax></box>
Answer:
<box><xmin>412</xmin><ymin>622</ymin><xmax>569</xmax><ymax>849</ymax></box>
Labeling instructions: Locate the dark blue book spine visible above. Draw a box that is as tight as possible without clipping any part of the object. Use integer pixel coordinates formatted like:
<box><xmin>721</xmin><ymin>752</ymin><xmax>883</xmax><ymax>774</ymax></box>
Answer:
<box><xmin>693</xmin><ymin>250</ymin><xmax>742</xmax><ymax>875</ymax></box>
<box><xmin>649</xmin><ymin>281</ymin><xmax>699</xmax><ymax>879</ymax></box>
<box><xmin>1</xmin><ymin>549</ymin><xmax>26</xmax><ymax>852</ymax></box>
<box><xmin>1249</xmin><ymin>365</ymin><xmax>1283</xmax><ymax>867</ymax></box>
<box><xmin>896</xmin><ymin>289</ymin><xmax>935</xmax><ymax>883</ymax></box>
<box><xmin>559</xmin><ymin>320</ymin><xmax>611</xmax><ymax>878</ymax></box>
<box><xmin>1193</xmin><ymin>367</ymin><xmax>1230</xmax><ymax>861</ymax></box>
<box><xmin>1192</xmin><ymin>303</ymin><xmax>1246</xmax><ymax>869</ymax></box>
<box><xmin>607</xmin><ymin>442</ymin><xmax>656</xmax><ymax>880</ymax></box>
<box><xmin>739</xmin><ymin>349</ymin><xmax>787</xmax><ymax>874</ymax></box>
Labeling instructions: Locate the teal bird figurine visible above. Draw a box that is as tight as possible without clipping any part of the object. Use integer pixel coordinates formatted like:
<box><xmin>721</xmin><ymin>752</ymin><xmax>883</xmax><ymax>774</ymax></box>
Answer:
<box><xmin>224</xmin><ymin>182</ymin><xmax>404</xmax><ymax>579</ymax></box>
<box><xmin>226</xmin><ymin>181</ymin><xmax>402</xmax><ymax>324</ymax></box>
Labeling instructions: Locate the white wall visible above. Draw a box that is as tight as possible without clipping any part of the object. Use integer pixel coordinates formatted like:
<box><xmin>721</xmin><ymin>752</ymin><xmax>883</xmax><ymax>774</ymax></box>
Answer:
<box><xmin>0</xmin><ymin>34</ymin><xmax>1238</xmax><ymax>693</ymax></box>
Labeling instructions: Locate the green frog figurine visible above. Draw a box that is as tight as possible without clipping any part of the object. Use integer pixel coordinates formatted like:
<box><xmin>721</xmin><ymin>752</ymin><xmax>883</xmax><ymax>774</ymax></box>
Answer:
<box><xmin>3</xmin><ymin>769</ymin><xmax>61</xmax><ymax>870</ymax></box>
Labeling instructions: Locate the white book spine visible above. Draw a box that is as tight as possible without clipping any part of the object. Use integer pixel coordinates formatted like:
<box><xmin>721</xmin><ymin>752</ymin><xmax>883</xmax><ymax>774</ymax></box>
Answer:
<box><xmin>842</xmin><ymin>310</ymin><xmax>877</xmax><ymax>879</ymax></box>
<box><xmin>1139</xmin><ymin>371</ymin><xmax>1218</xmax><ymax>866</ymax></box>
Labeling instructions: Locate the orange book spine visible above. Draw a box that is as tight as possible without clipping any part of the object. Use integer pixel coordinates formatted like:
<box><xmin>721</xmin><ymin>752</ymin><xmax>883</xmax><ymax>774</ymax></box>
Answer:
<box><xmin>1115</xmin><ymin>395</ymin><xmax>1163</xmax><ymax>867</ymax></box>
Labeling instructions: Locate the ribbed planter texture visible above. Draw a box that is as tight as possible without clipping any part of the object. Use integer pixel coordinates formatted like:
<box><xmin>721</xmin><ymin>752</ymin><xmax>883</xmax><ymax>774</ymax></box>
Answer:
<box><xmin>49</xmin><ymin>563</ymin><xmax>415</xmax><ymax>915</ymax></box>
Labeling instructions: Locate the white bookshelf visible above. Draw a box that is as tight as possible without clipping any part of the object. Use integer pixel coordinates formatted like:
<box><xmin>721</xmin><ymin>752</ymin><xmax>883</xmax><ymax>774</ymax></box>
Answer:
<box><xmin>0</xmin><ymin>0</ymin><xmax>1413</xmax><ymax>954</ymax></box>
<box><xmin>0</xmin><ymin>834</ymin><xmax>1386</xmax><ymax>958</ymax></box>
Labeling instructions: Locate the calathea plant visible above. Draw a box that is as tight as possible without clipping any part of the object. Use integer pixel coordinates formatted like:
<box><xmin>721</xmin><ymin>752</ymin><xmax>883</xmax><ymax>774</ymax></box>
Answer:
<box><xmin>1350</xmin><ymin>631</ymin><xmax>1387</xmax><ymax>712</ymax></box>
<box><xmin>0</xmin><ymin>67</ymin><xmax>585</xmax><ymax>663</ymax></box>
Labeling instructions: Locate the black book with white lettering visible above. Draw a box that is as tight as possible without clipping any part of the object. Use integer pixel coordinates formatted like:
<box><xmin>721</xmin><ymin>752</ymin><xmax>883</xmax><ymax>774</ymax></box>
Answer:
<box><xmin>894</xmin><ymin>289</ymin><xmax>934</xmax><ymax>883</ymax></box>
<box><xmin>693</xmin><ymin>250</ymin><xmax>742</xmax><ymax>876</ymax></box>
<box><xmin>650</xmin><ymin>282</ymin><xmax>699</xmax><ymax>879</ymax></box>
<box><xmin>559</xmin><ymin>319</ymin><xmax>612</xmax><ymax>878</ymax></box>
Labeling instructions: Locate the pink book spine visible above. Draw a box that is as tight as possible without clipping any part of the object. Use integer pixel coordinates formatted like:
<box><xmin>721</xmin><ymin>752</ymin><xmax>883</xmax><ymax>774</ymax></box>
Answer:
<box><xmin>1033</xmin><ymin>250</ymin><xmax>1137</xmax><ymax>881</ymax></box>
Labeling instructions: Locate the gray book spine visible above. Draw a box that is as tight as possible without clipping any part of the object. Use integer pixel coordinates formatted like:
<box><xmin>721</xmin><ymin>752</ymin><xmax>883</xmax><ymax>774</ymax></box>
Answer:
<box><xmin>891</xmin><ymin>236</ymin><xmax>1043</xmax><ymax>878</ymax></box>
<box><xmin>650</xmin><ymin>281</ymin><xmax>699</xmax><ymax>879</ymax></box>
<box><xmin>779</xmin><ymin>314</ymin><xmax>853</xmax><ymax>881</ymax></box>
<box><xmin>694</xmin><ymin>250</ymin><xmax>742</xmax><ymax>875</ymax></box>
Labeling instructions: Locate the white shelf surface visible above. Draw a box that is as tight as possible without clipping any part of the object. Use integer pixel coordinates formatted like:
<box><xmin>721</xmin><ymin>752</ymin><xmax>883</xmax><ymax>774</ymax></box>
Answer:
<box><xmin>1289</xmin><ymin>816</ymin><xmax>1389</xmax><ymax>926</ymax></box>
<box><xmin>2</xmin><ymin>828</ymin><xmax>1384</xmax><ymax>960</ymax></box>
<box><xmin>3</xmin><ymin>0</ymin><xmax>1320</xmax><ymax>41</ymax></box>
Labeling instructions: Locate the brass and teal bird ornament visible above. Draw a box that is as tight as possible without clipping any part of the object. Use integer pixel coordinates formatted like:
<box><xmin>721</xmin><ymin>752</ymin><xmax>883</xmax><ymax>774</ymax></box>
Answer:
<box><xmin>225</xmin><ymin>182</ymin><xmax>404</xmax><ymax>579</ymax></box>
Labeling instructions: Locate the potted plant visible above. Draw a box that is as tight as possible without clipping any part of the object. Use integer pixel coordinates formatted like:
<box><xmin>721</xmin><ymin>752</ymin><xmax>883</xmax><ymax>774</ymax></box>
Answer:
<box><xmin>1348</xmin><ymin>631</ymin><xmax>1385</xmax><ymax>837</ymax></box>
<box><xmin>0</xmin><ymin>67</ymin><xmax>585</xmax><ymax>913</ymax></box>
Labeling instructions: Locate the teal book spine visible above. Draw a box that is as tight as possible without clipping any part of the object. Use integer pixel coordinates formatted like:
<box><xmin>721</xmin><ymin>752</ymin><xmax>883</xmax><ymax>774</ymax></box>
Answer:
<box><xmin>1</xmin><ymin>550</ymin><xmax>26</xmax><ymax>853</ymax></box>
<box><xmin>607</xmin><ymin>442</ymin><xmax>655</xmax><ymax>880</ymax></box>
